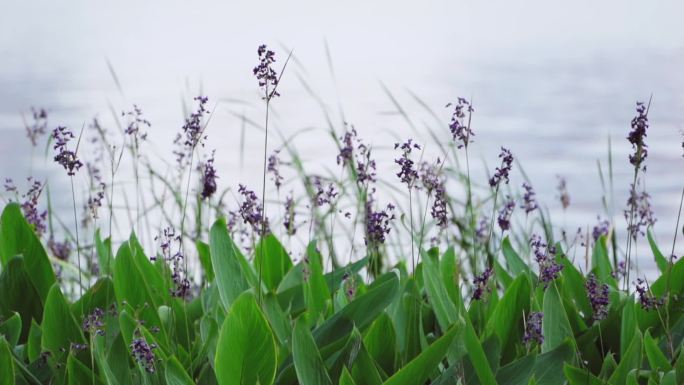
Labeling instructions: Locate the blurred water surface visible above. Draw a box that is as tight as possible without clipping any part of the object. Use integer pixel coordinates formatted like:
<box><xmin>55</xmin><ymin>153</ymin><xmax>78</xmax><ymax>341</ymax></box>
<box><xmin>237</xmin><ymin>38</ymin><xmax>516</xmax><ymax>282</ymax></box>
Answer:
<box><xmin>1</xmin><ymin>0</ymin><xmax>683</xmax><ymax>272</ymax></box>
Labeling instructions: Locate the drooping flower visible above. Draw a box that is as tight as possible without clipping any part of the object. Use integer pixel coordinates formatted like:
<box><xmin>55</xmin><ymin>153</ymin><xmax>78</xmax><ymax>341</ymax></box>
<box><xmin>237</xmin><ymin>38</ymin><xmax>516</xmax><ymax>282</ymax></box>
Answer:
<box><xmin>557</xmin><ymin>176</ymin><xmax>570</xmax><ymax>210</ymax></box>
<box><xmin>497</xmin><ymin>197</ymin><xmax>515</xmax><ymax>232</ymax></box>
<box><xmin>201</xmin><ymin>150</ymin><xmax>218</xmax><ymax>200</ymax></box>
<box><xmin>627</xmin><ymin>101</ymin><xmax>649</xmax><ymax>170</ymax></box>
<box><xmin>52</xmin><ymin>126</ymin><xmax>83</xmax><ymax>176</ymax></box>
<box><xmin>446</xmin><ymin>97</ymin><xmax>474</xmax><ymax>149</ymax></box>
<box><xmin>635</xmin><ymin>278</ymin><xmax>664</xmax><ymax>311</ymax></box>
<box><xmin>530</xmin><ymin>234</ymin><xmax>564</xmax><ymax>287</ymax></box>
<box><xmin>489</xmin><ymin>147</ymin><xmax>514</xmax><ymax>188</ymax></box>
<box><xmin>253</xmin><ymin>44</ymin><xmax>280</xmax><ymax>100</ymax></box>
<box><xmin>394</xmin><ymin>139</ymin><xmax>421</xmax><ymax>188</ymax></box>
<box><xmin>585</xmin><ymin>274</ymin><xmax>610</xmax><ymax>321</ymax></box>
<box><xmin>472</xmin><ymin>267</ymin><xmax>493</xmax><ymax>301</ymax></box>
<box><xmin>520</xmin><ymin>182</ymin><xmax>538</xmax><ymax>214</ymax></box>
<box><xmin>523</xmin><ymin>312</ymin><xmax>544</xmax><ymax>346</ymax></box>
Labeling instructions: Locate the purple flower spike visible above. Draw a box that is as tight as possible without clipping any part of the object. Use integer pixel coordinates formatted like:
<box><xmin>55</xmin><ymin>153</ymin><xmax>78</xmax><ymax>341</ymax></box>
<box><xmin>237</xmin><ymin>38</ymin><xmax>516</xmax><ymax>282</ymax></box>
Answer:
<box><xmin>530</xmin><ymin>234</ymin><xmax>564</xmax><ymax>287</ymax></box>
<box><xmin>253</xmin><ymin>44</ymin><xmax>280</xmax><ymax>100</ymax></box>
<box><xmin>365</xmin><ymin>196</ymin><xmax>395</xmax><ymax>246</ymax></box>
<box><xmin>556</xmin><ymin>176</ymin><xmax>570</xmax><ymax>210</ymax></box>
<box><xmin>446</xmin><ymin>97</ymin><xmax>474</xmax><ymax>149</ymax></box>
<box><xmin>585</xmin><ymin>274</ymin><xmax>610</xmax><ymax>321</ymax></box>
<box><xmin>520</xmin><ymin>182</ymin><xmax>538</xmax><ymax>214</ymax></box>
<box><xmin>394</xmin><ymin>139</ymin><xmax>421</xmax><ymax>188</ymax></box>
<box><xmin>283</xmin><ymin>192</ymin><xmax>296</xmax><ymax>236</ymax></box>
<box><xmin>489</xmin><ymin>147</ymin><xmax>514</xmax><ymax>188</ymax></box>
<box><xmin>472</xmin><ymin>267</ymin><xmax>493</xmax><ymax>300</ymax></box>
<box><xmin>130</xmin><ymin>333</ymin><xmax>157</xmax><ymax>373</ymax></box>
<box><xmin>627</xmin><ymin>101</ymin><xmax>649</xmax><ymax>170</ymax></box>
<box><xmin>201</xmin><ymin>151</ymin><xmax>218</xmax><ymax>200</ymax></box>
<box><xmin>523</xmin><ymin>312</ymin><xmax>544</xmax><ymax>346</ymax></box>
<box><xmin>26</xmin><ymin>108</ymin><xmax>48</xmax><ymax>147</ymax></box>
<box><xmin>238</xmin><ymin>184</ymin><xmax>269</xmax><ymax>236</ymax></box>
<box><xmin>52</xmin><ymin>126</ymin><xmax>83</xmax><ymax>176</ymax></box>
<box><xmin>635</xmin><ymin>278</ymin><xmax>664</xmax><ymax>311</ymax></box>
<box><xmin>497</xmin><ymin>197</ymin><xmax>515</xmax><ymax>232</ymax></box>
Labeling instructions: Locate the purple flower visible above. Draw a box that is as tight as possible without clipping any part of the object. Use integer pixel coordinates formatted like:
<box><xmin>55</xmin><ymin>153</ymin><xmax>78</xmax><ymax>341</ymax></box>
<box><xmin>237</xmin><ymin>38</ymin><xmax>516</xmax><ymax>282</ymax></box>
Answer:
<box><xmin>592</xmin><ymin>217</ymin><xmax>610</xmax><ymax>241</ymax></box>
<box><xmin>48</xmin><ymin>237</ymin><xmax>71</xmax><ymax>261</ymax></box>
<box><xmin>312</xmin><ymin>176</ymin><xmax>338</xmax><ymax>207</ymax></box>
<box><xmin>154</xmin><ymin>227</ymin><xmax>189</xmax><ymax>298</ymax></box>
<box><xmin>173</xmin><ymin>96</ymin><xmax>209</xmax><ymax>167</ymax></box>
<box><xmin>130</xmin><ymin>333</ymin><xmax>157</xmax><ymax>373</ymax></box>
<box><xmin>613</xmin><ymin>260</ymin><xmax>627</xmax><ymax>280</ymax></box>
<box><xmin>585</xmin><ymin>274</ymin><xmax>610</xmax><ymax>321</ymax></box>
<box><xmin>523</xmin><ymin>312</ymin><xmax>544</xmax><ymax>345</ymax></box>
<box><xmin>446</xmin><ymin>97</ymin><xmax>474</xmax><ymax>149</ymax></box>
<box><xmin>253</xmin><ymin>44</ymin><xmax>280</xmax><ymax>100</ymax></box>
<box><xmin>635</xmin><ymin>278</ymin><xmax>663</xmax><ymax>311</ymax></box>
<box><xmin>394</xmin><ymin>139</ymin><xmax>421</xmax><ymax>188</ymax></box>
<box><xmin>122</xmin><ymin>104</ymin><xmax>150</xmax><ymax>146</ymax></box>
<box><xmin>530</xmin><ymin>234</ymin><xmax>564</xmax><ymax>287</ymax></box>
<box><xmin>356</xmin><ymin>144</ymin><xmax>377</xmax><ymax>186</ymax></box>
<box><xmin>497</xmin><ymin>197</ymin><xmax>515</xmax><ymax>232</ymax></box>
<box><xmin>419</xmin><ymin>160</ymin><xmax>448</xmax><ymax>228</ymax></box>
<box><xmin>489</xmin><ymin>147</ymin><xmax>514</xmax><ymax>188</ymax></box>
<box><xmin>19</xmin><ymin>178</ymin><xmax>48</xmax><ymax>236</ymax></box>
<box><xmin>283</xmin><ymin>192</ymin><xmax>296</xmax><ymax>236</ymax></box>
<box><xmin>624</xmin><ymin>183</ymin><xmax>656</xmax><ymax>240</ymax></box>
<box><xmin>627</xmin><ymin>101</ymin><xmax>649</xmax><ymax>170</ymax></box>
<box><xmin>84</xmin><ymin>163</ymin><xmax>106</xmax><ymax>224</ymax></box>
<box><xmin>26</xmin><ymin>108</ymin><xmax>48</xmax><ymax>147</ymax></box>
<box><xmin>365</xmin><ymin>196</ymin><xmax>395</xmax><ymax>247</ymax></box>
<box><xmin>201</xmin><ymin>151</ymin><xmax>218</xmax><ymax>200</ymax></box>
<box><xmin>267</xmin><ymin>150</ymin><xmax>283</xmax><ymax>191</ymax></box>
<box><xmin>520</xmin><ymin>182</ymin><xmax>538</xmax><ymax>214</ymax></box>
<box><xmin>556</xmin><ymin>176</ymin><xmax>570</xmax><ymax>210</ymax></box>
<box><xmin>52</xmin><ymin>126</ymin><xmax>83</xmax><ymax>176</ymax></box>
<box><xmin>475</xmin><ymin>216</ymin><xmax>490</xmax><ymax>243</ymax></box>
<box><xmin>472</xmin><ymin>267</ymin><xmax>493</xmax><ymax>300</ymax></box>
<box><xmin>337</xmin><ymin>127</ymin><xmax>357</xmax><ymax>167</ymax></box>
<box><xmin>82</xmin><ymin>307</ymin><xmax>105</xmax><ymax>336</ymax></box>
<box><xmin>238</xmin><ymin>184</ymin><xmax>269</xmax><ymax>236</ymax></box>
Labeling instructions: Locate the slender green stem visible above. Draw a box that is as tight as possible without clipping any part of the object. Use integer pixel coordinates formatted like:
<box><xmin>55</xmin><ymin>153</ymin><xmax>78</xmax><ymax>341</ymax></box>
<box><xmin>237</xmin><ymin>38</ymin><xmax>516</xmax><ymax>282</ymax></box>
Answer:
<box><xmin>70</xmin><ymin>176</ymin><xmax>83</xmax><ymax>299</ymax></box>
<box><xmin>258</xmin><ymin>98</ymin><xmax>271</xmax><ymax>305</ymax></box>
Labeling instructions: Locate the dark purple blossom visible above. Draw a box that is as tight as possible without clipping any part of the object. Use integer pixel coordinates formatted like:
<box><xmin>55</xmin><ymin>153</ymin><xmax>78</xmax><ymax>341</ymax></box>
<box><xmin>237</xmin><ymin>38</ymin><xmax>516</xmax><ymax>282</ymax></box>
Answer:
<box><xmin>635</xmin><ymin>278</ymin><xmax>663</xmax><ymax>311</ymax></box>
<box><xmin>497</xmin><ymin>197</ymin><xmax>515</xmax><ymax>232</ymax></box>
<box><xmin>267</xmin><ymin>150</ymin><xmax>283</xmax><ymax>191</ymax></box>
<box><xmin>337</xmin><ymin>127</ymin><xmax>357</xmax><ymax>167</ymax></box>
<box><xmin>557</xmin><ymin>176</ymin><xmax>570</xmax><ymax>210</ymax></box>
<box><xmin>365</xmin><ymin>196</ymin><xmax>395</xmax><ymax>246</ymax></box>
<box><xmin>20</xmin><ymin>178</ymin><xmax>48</xmax><ymax>236</ymax></box>
<box><xmin>173</xmin><ymin>96</ymin><xmax>209</xmax><ymax>167</ymax></box>
<box><xmin>82</xmin><ymin>307</ymin><xmax>105</xmax><ymax>336</ymax></box>
<box><xmin>523</xmin><ymin>312</ymin><xmax>544</xmax><ymax>345</ymax></box>
<box><xmin>253</xmin><ymin>44</ymin><xmax>280</xmax><ymax>100</ymax></box>
<box><xmin>283</xmin><ymin>192</ymin><xmax>296</xmax><ymax>236</ymax></box>
<box><xmin>489</xmin><ymin>147</ymin><xmax>514</xmax><ymax>188</ymax></box>
<box><xmin>122</xmin><ymin>104</ymin><xmax>150</xmax><ymax>146</ymax></box>
<box><xmin>585</xmin><ymin>274</ymin><xmax>610</xmax><ymax>321</ymax></box>
<box><xmin>4</xmin><ymin>178</ymin><xmax>16</xmax><ymax>193</ymax></box>
<box><xmin>48</xmin><ymin>237</ymin><xmax>71</xmax><ymax>261</ymax></box>
<box><xmin>52</xmin><ymin>126</ymin><xmax>83</xmax><ymax>176</ymax></box>
<box><xmin>592</xmin><ymin>217</ymin><xmax>610</xmax><ymax>241</ymax></box>
<box><xmin>520</xmin><ymin>182</ymin><xmax>538</xmax><ymax>214</ymax></box>
<box><xmin>446</xmin><ymin>97</ymin><xmax>474</xmax><ymax>149</ymax></box>
<box><xmin>201</xmin><ymin>151</ymin><xmax>218</xmax><ymax>200</ymax></box>
<box><xmin>238</xmin><ymin>184</ymin><xmax>269</xmax><ymax>236</ymax></box>
<box><xmin>627</xmin><ymin>101</ymin><xmax>649</xmax><ymax>170</ymax></box>
<box><xmin>394</xmin><ymin>139</ymin><xmax>421</xmax><ymax>188</ymax></box>
<box><xmin>154</xmin><ymin>227</ymin><xmax>189</xmax><ymax>298</ymax></box>
<box><xmin>26</xmin><ymin>108</ymin><xmax>48</xmax><ymax>147</ymax></box>
<box><xmin>84</xmin><ymin>163</ymin><xmax>106</xmax><ymax>225</ymax></box>
<box><xmin>624</xmin><ymin>184</ymin><xmax>656</xmax><ymax>240</ymax></box>
<box><xmin>472</xmin><ymin>267</ymin><xmax>493</xmax><ymax>300</ymax></box>
<box><xmin>130</xmin><ymin>333</ymin><xmax>157</xmax><ymax>373</ymax></box>
<box><xmin>312</xmin><ymin>177</ymin><xmax>338</xmax><ymax>207</ymax></box>
<box><xmin>530</xmin><ymin>234</ymin><xmax>564</xmax><ymax>287</ymax></box>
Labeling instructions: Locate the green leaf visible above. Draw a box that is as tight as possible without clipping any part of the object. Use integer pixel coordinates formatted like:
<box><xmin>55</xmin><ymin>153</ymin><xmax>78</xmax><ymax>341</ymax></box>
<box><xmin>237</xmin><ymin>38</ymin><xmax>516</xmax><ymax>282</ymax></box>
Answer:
<box><xmin>196</xmin><ymin>240</ymin><xmax>214</xmax><ymax>282</ymax></box>
<box><xmin>542</xmin><ymin>285</ymin><xmax>573</xmax><ymax>353</ymax></box>
<box><xmin>364</xmin><ymin>313</ymin><xmax>397</xmax><ymax>375</ymax></box>
<box><xmin>422</xmin><ymin>253</ymin><xmax>458</xmax><ymax>331</ymax></box>
<box><xmin>0</xmin><ymin>203</ymin><xmax>56</xmax><ymax>302</ymax></box>
<box><xmin>0</xmin><ymin>313</ymin><xmax>21</xmax><ymax>348</ymax></box>
<box><xmin>643</xmin><ymin>330</ymin><xmax>671</xmax><ymax>372</ymax></box>
<box><xmin>609</xmin><ymin>329</ymin><xmax>643</xmax><ymax>385</ymax></box>
<box><xmin>563</xmin><ymin>364</ymin><xmax>603</xmax><ymax>385</ymax></box>
<box><xmin>340</xmin><ymin>367</ymin><xmax>358</xmax><ymax>385</ymax></box>
<box><xmin>215</xmin><ymin>292</ymin><xmax>276</xmax><ymax>385</ymax></box>
<box><xmin>496</xmin><ymin>355</ymin><xmax>536</xmax><ymax>385</ymax></box>
<box><xmin>94</xmin><ymin>229</ymin><xmax>113</xmax><ymax>276</ymax></box>
<box><xmin>255</xmin><ymin>234</ymin><xmax>293</xmax><ymax>292</ymax></box>
<box><xmin>303</xmin><ymin>242</ymin><xmax>329</xmax><ymax>324</ymax></box>
<box><xmin>502</xmin><ymin>236</ymin><xmax>531</xmax><ymax>277</ymax></box>
<box><xmin>592</xmin><ymin>236</ymin><xmax>617</xmax><ymax>288</ymax></box>
<box><xmin>533</xmin><ymin>340</ymin><xmax>574</xmax><ymax>385</ymax></box>
<box><xmin>165</xmin><ymin>356</ymin><xmax>195</xmax><ymax>385</ymax></box>
<box><xmin>486</xmin><ymin>275</ymin><xmax>531</xmax><ymax>352</ymax></box>
<box><xmin>647</xmin><ymin>227</ymin><xmax>668</xmax><ymax>273</ymax></box>
<box><xmin>0</xmin><ymin>256</ymin><xmax>43</xmax><ymax>344</ymax></box>
<box><xmin>662</xmin><ymin>370</ymin><xmax>677</xmax><ymax>385</ymax></box>
<box><xmin>209</xmin><ymin>219</ymin><xmax>251</xmax><ymax>309</ymax></box>
<box><xmin>0</xmin><ymin>336</ymin><xmax>15</xmax><ymax>385</ymax></box>
<box><xmin>292</xmin><ymin>317</ymin><xmax>333</xmax><ymax>385</ymax></box>
<box><xmin>26</xmin><ymin>319</ymin><xmax>41</xmax><ymax>362</ymax></box>
<box><xmin>621</xmin><ymin>299</ymin><xmax>637</xmax><ymax>357</ymax></box>
<box><xmin>382</xmin><ymin>326</ymin><xmax>459</xmax><ymax>385</ymax></box>
<box><xmin>67</xmin><ymin>353</ymin><xmax>103</xmax><ymax>385</ymax></box>
<box><xmin>41</xmin><ymin>284</ymin><xmax>86</xmax><ymax>360</ymax></box>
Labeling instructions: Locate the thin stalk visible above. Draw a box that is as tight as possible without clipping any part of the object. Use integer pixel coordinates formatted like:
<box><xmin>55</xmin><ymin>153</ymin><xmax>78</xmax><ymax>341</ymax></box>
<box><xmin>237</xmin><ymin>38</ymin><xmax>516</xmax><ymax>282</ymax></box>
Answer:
<box><xmin>70</xmin><ymin>176</ymin><xmax>83</xmax><ymax>299</ymax></box>
<box><xmin>408</xmin><ymin>188</ymin><xmax>415</xmax><ymax>273</ymax></box>
<box><xmin>258</xmin><ymin>98</ymin><xmax>270</xmax><ymax>305</ymax></box>
<box><xmin>664</xmin><ymin>185</ymin><xmax>684</xmax><ymax>357</ymax></box>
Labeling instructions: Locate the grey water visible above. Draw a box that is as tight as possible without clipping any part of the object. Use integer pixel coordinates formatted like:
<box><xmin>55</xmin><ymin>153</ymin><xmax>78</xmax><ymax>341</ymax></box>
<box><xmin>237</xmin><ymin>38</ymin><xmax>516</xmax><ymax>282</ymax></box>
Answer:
<box><xmin>1</xmin><ymin>0</ymin><xmax>683</xmax><ymax>276</ymax></box>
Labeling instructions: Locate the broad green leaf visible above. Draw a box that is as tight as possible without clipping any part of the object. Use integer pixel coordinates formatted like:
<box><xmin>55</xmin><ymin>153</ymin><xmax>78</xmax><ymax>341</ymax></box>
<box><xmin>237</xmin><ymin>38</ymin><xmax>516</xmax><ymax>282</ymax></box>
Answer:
<box><xmin>350</xmin><ymin>336</ymin><xmax>384</xmax><ymax>385</ymax></box>
<box><xmin>303</xmin><ymin>242</ymin><xmax>329</xmax><ymax>324</ymax></box>
<box><xmin>0</xmin><ymin>313</ymin><xmax>21</xmax><ymax>348</ymax></box>
<box><xmin>165</xmin><ymin>356</ymin><xmax>194</xmax><ymax>385</ymax></box>
<box><xmin>0</xmin><ymin>336</ymin><xmax>15</xmax><ymax>385</ymax></box>
<box><xmin>340</xmin><ymin>367</ymin><xmax>358</xmax><ymax>385</ymax></box>
<box><xmin>502</xmin><ymin>236</ymin><xmax>531</xmax><ymax>277</ymax></box>
<box><xmin>67</xmin><ymin>353</ymin><xmax>103</xmax><ymax>385</ymax></box>
<box><xmin>542</xmin><ymin>285</ymin><xmax>573</xmax><ymax>353</ymax></box>
<box><xmin>533</xmin><ymin>340</ymin><xmax>574</xmax><ymax>385</ymax></box>
<box><xmin>292</xmin><ymin>317</ymin><xmax>333</xmax><ymax>385</ymax></box>
<box><xmin>26</xmin><ymin>319</ymin><xmax>41</xmax><ymax>362</ymax></box>
<box><xmin>662</xmin><ymin>370</ymin><xmax>677</xmax><ymax>385</ymax></box>
<box><xmin>621</xmin><ymin>299</ymin><xmax>637</xmax><ymax>357</ymax></box>
<box><xmin>422</xmin><ymin>253</ymin><xmax>458</xmax><ymax>330</ymax></box>
<box><xmin>41</xmin><ymin>284</ymin><xmax>86</xmax><ymax>361</ymax></box>
<box><xmin>609</xmin><ymin>329</ymin><xmax>642</xmax><ymax>385</ymax></box>
<box><xmin>209</xmin><ymin>219</ymin><xmax>250</xmax><ymax>309</ymax></box>
<box><xmin>647</xmin><ymin>227</ymin><xmax>668</xmax><ymax>273</ymax></box>
<box><xmin>215</xmin><ymin>292</ymin><xmax>276</xmax><ymax>385</ymax></box>
<box><xmin>486</xmin><ymin>275</ymin><xmax>531</xmax><ymax>352</ymax></box>
<box><xmin>196</xmin><ymin>240</ymin><xmax>214</xmax><ymax>281</ymax></box>
<box><xmin>0</xmin><ymin>203</ymin><xmax>56</xmax><ymax>302</ymax></box>
<box><xmin>255</xmin><ymin>234</ymin><xmax>293</xmax><ymax>292</ymax></box>
<box><xmin>94</xmin><ymin>229</ymin><xmax>113</xmax><ymax>276</ymax></box>
<box><xmin>563</xmin><ymin>364</ymin><xmax>603</xmax><ymax>385</ymax></box>
<box><xmin>592</xmin><ymin>236</ymin><xmax>617</xmax><ymax>288</ymax></box>
<box><xmin>643</xmin><ymin>330</ymin><xmax>671</xmax><ymax>372</ymax></box>
<box><xmin>0</xmin><ymin>256</ymin><xmax>43</xmax><ymax>343</ymax></box>
<box><xmin>364</xmin><ymin>313</ymin><xmax>397</xmax><ymax>375</ymax></box>
<box><xmin>382</xmin><ymin>326</ymin><xmax>459</xmax><ymax>385</ymax></box>
<box><xmin>496</xmin><ymin>355</ymin><xmax>536</xmax><ymax>385</ymax></box>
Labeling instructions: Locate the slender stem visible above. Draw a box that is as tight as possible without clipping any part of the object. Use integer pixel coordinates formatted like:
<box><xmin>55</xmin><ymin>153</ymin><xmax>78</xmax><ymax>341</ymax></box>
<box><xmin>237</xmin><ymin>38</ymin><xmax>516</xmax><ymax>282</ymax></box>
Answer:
<box><xmin>70</xmin><ymin>176</ymin><xmax>83</xmax><ymax>299</ymax></box>
<box><xmin>258</xmin><ymin>98</ymin><xmax>271</xmax><ymax>305</ymax></box>
<box><xmin>180</xmin><ymin>150</ymin><xmax>195</xmax><ymax>283</ymax></box>
<box><xmin>664</xmin><ymin>185</ymin><xmax>684</xmax><ymax>357</ymax></box>
<box><xmin>409</xmin><ymin>188</ymin><xmax>415</xmax><ymax>273</ymax></box>
<box><xmin>485</xmin><ymin>185</ymin><xmax>500</xmax><ymax>269</ymax></box>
